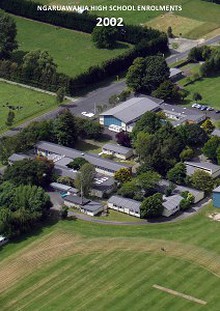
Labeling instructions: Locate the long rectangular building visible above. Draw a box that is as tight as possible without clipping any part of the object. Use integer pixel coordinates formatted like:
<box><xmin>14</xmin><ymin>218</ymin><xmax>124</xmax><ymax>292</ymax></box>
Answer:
<box><xmin>35</xmin><ymin>141</ymin><xmax>131</xmax><ymax>176</ymax></box>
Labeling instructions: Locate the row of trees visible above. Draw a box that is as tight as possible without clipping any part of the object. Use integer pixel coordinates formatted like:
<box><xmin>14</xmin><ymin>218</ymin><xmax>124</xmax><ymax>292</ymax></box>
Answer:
<box><xmin>0</xmin><ymin>109</ymin><xmax>103</xmax><ymax>164</ymax></box>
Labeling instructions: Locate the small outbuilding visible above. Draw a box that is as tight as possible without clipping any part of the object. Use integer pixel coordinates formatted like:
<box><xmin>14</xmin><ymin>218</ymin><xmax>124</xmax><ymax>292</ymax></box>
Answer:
<box><xmin>63</xmin><ymin>195</ymin><xmax>104</xmax><ymax>216</ymax></box>
<box><xmin>162</xmin><ymin>194</ymin><xmax>182</xmax><ymax>217</ymax></box>
<box><xmin>102</xmin><ymin>143</ymin><xmax>133</xmax><ymax>160</ymax></box>
<box><xmin>212</xmin><ymin>186</ymin><xmax>220</xmax><ymax>208</ymax></box>
<box><xmin>169</xmin><ymin>67</ymin><xmax>183</xmax><ymax>81</ymax></box>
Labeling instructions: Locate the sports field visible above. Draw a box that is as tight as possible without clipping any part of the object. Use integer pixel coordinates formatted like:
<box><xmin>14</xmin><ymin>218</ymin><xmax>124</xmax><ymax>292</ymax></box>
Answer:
<box><xmin>0</xmin><ymin>204</ymin><xmax>220</xmax><ymax>310</ymax></box>
<box><xmin>13</xmin><ymin>15</ymin><xmax>131</xmax><ymax>77</ymax></box>
<box><xmin>32</xmin><ymin>0</ymin><xmax>220</xmax><ymax>38</ymax></box>
<box><xmin>0</xmin><ymin>81</ymin><xmax>58</xmax><ymax>132</ymax></box>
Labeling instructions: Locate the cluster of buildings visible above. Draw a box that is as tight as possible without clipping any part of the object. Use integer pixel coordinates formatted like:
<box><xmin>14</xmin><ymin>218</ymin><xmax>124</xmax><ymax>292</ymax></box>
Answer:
<box><xmin>99</xmin><ymin>95</ymin><xmax>206</xmax><ymax>132</ymax></box>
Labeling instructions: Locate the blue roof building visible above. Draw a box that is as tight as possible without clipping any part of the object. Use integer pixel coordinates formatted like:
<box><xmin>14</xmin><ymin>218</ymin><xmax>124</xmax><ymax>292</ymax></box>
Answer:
<box><xmin>213</xmin><ymin>186</ymin><xmax>220</xmax><ymax>208</ymax></box>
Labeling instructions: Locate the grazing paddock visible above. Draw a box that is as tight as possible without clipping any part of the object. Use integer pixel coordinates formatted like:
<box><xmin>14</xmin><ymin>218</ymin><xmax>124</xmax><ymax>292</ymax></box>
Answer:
<box><xmin>0</xmin><ymin>81</ymin><xmax>58</xmax><ymax>133</ymax></box>
<box><xmin>0</xmin><ymin>203</ymin><xmax>220</xmax><ymax>311</ymax></box>
<box><xmin>13</xmin><ymin>15</ymin><xmax>131</xmax><ymax>77</ymax></box>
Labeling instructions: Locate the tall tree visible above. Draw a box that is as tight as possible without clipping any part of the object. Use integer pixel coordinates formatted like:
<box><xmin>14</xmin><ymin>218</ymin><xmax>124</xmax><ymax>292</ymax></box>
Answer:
<box><xmin>190</xmin><ymin>170</ymin><xmax>214</xmax><ymax>193</ymax></box>
<box><xmin>92</xmin><ymin>26</ymin><xmax>118</xmax><ymax>49</ymax></box>
<box><xmin>177</xmin><ymin>123</ymin><xmax>208</xmax><ymax>147</ymax></box>
<box><xmin>114</xmin><ymin>168</ymin><xmax>132</xmax><ymax>183</ymax></box>
<box><xmin>202</xmin><ymin>136</ymin><xmax>220</xmax><ymax>161</ymax></box>
<box><xmin>0</xmin><ymin>13</ymin><xmax>18</xmax><ymax>59</ymax></box>
<box><xmin>53</xmin><ymin>109</ymin><xmax>78</xmax><ymax>147</ymax></box>
<box><xmin>5</xmin><ymin>110</ymin><xmax>15</xmax><ymax>127</ymax></box>
<box><xmin>140</xmin><ymin>193</ymin><xmax>163</xmax><ymax>218</ymax></box>
<box><xmin>126</xmin><ymin>56</ymin><xmax>170</xmax><ymax>94</ymax></box>
<box><xmin>74</xmin><ymin>163</ymin><xmax>95</xmax><ymax>197</ymax></box>
<box><xmin>133</xmin><ymin>131</ymin><xmax>151</xmax><ymax>161</ymax></box>
<box><xmin>167</xmin><ymin>162</ymin><xmax>186</xmax><ymax>185</ymax></box>
<box><xmin>132</xmin><ymin>111</ymin><xmax>162</xmax><ymax>138</ymax></box>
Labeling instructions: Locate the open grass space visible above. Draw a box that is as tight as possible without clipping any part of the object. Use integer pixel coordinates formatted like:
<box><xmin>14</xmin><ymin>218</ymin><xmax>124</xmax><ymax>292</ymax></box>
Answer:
<box><xmin>0</xmin><ymin>204</ymin><xmax>220</xmax><ymax>310</ymax></box>
<box><xmin>31</xmin><ymin>0</ymin><xmax>220</xmax><ymax>38</ymax></box>
<box><xmin>97</xmin><ymin>209</ymin><xmax>143</xmax><ymax>222</ymax></box>
<box><xmin>13</xmin><ymin>15</ymin><xmax>131</xmax><ymax>77</ymax></box>
<box><xmin>179</xmin><ymin>64</ymin><xmax>220</xmax><ymax>109</ymax></box>
<box><xmin>0</xmin><ymin>81</ymin><xmax>58</xmax><ymax>133</ymax></box>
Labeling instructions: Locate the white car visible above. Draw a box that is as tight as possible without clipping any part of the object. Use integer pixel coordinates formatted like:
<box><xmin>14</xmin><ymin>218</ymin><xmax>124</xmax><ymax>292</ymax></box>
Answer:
<box><xmin>192</xmin><ymin>103</ymin><xmax>198</xmax><ymax>108</ymax></box>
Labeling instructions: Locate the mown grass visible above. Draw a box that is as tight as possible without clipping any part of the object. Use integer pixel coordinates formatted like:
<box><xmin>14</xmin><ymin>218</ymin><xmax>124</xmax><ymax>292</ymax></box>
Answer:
<box><xmin>0</xmin><ymin>204</ymin><xmax>220</xmax><ymax>310</ymax></box>
<box><xmin>13</xmin><ymin>15</ymin><xmax>131</xmax><ymax>77</ymax></box>
<box><xmin>179</xmin><ymin>63</ymin><xmax>220</xmax><ymax>108</ymax></box>
<box><xmin>0</xmin><ymin>81</ymin><xmax>58</xmax><ymax>132</ymax></box>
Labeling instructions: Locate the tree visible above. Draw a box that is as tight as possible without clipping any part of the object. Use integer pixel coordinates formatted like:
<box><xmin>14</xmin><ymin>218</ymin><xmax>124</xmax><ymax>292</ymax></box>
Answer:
<box><xmin>192</xmin><ymin>92</ymin><xmax>202</xmax><ymax>102</ymax></box>
<box><xmin>179</xmin><ymin>198</ymin><xmax>191</xmax><ymax>210</ymax></box>
<box><xmin>191</xmin><ymin>170</ymin><xmax>214</xmax><ymax>193</ymax></box>
<box><xmin>92</xmin><ymin>26</ymin><xmax>118</xmax><ymax>49</ymax></box>
<box><xmin>57</xmin><ymin>176</ymin><xmax>74</xmax><ymax>187</ymax></box>
<box><xmin>76</xmin><ymin>118</ymin><xmax>103</xmax><ymax>139</ymax></box>
<box><xmin>0</xmin><ymin>13</ymin><xmax>18</xmax><ymax>59</ymax></box>
<box><xmin>167</xmin><ymin>26</ymin><xmax>174</xmax><ymax>38</ymax></box>
<box><xmin>136</xmin><ymin>171</ymin><xmax>160</xmax><ymax>196</ymax></box>
<box><xmin>56</xmin><ymin>87</ymin><xmax>65</xmax><ymax>104</ymax></box>
<box><xmin>152</xmin><ymin>80</ymin><xmax>181</xmax><ymax>102</ymax></box>
<box><xmin>180</xmin><ymin>147</ymin><xmax>194</xmax><ymax>161</ymax></box>
<box><xmin>140</xmin><ymin>193</ymin><xmax>163</xmax><ymax>218</ymax></box>
<box><xmin>117</xmin><ymin>180</ymin><xmax>142</xmax><ymax>200</ymax></box>
<box><xmin>22</xmin><ymin>50</ymin><xmax>57</xmax><ymax>84</ymax></box>
<box><xmin>60</xmin><ymin>205</ymin><xmax>68</xmax><ymax>219</ymax></box>
<box><xmin>74</xmin><ymin>163</ymin><xmax>95</xmax><ymax>197</ymax></box>
<box><xmin>202</xmin><ymin>136</ymin><xmax>220</xmax><ymax>161</ymax></box>
<box><xmin>115</xmin><ymin>131</ymin><xmax>131</xmax><ymax>147</ymax></box>
<box><xmin>126</xmin><ymin>56</ymin><xmax>170</xmax><ymax>94</ymax></box>
<box><xmin>167</xmin><ymin>162</ymin><xmax>186</xmax><ymax>185</ymax></box>
<box><xmin>177</xmin><ymin>123</ymin><xmax>208</xmax><ymax>147</ymax></box>
<box><xmin>114</xmin><ymin>168</ymin><xmax>132</xmax><ymax>183</ymax></box>
<box><xmin>67</xmin><ymin>157</ymin><xmax>89</xmax><ymax>170</ymax></box>
<box><xmin>0</xmin><ymin>136</ymin><xmax>17</xmax><ymax>165</ymax></box>
<box><xmin>3</xmin><ymin>158</ymin><xmax>54</xmax><ymax>187</ymax></box>
<box><xmin>53</xmin><ymin>109</ymin><xmax>78</xmax><ymax>147</ymax></box>
<box><xmin>5</xmin><ymin>110</ymin><xmax>15</xmax><ymax>127</ymax></box>
<box><xmin>133</xmin><ymin>131</ymin><xmax>151</xmax><ymax>160</ymax></box>
<box><xmin>0</xmin><ymin>182</ymin><xmax>51</xmax><ymax>237</ymax></box>
<box><xmin>132</xmin><ymin>111</ymin><xmax>162</xmax><ymax>138</ymax></box>
<box><xmin>201</xmin><ymin>119</ymin><xmax>215</xmax><ymax>134</ymax></box>
<box><xmin>188</xmin><ymin>46</ymin><xmax>212</xmax><ymax>63</ymax></box>
<box><xmin>216</xmin><ymin>146</ymin><xmax>220</xmax><ymax>165</ymax></box>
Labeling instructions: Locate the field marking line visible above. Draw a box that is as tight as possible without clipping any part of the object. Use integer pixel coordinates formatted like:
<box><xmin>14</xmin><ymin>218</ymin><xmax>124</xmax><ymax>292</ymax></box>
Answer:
<box><xmin>153</xmin><ymin>284</ymin><xmax>207</xmax><ymax>305</ymax></box>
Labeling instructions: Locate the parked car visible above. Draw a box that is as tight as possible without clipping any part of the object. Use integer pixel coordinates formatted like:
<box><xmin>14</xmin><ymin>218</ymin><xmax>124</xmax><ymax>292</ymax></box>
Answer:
<box><xmin>200</xmin><ymin>105</ymin><xmax>207</xmax><ymax>111</ymax></box>
<box><xmin>192</xmin><ymin>103</ymin><xmax>198</xmax><ymax>108</ymax></box>
<box><xmin>206</xmin><ymin>107</ymin><xmax>214</xmax><ymax>111</ymax></box>
<box><xmin>215</xmin><ymin>110</ymin><xmax>220</xmax><ymax>114</ymax></box>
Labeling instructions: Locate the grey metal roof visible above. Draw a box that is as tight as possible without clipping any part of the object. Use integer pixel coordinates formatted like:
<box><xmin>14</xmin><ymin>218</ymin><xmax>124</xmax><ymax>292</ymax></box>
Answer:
<box><xmin>50</xmin><ymin>182</ymin><xmax>72</xmax><ymax>192</ymax></box>
<box><xmin>54</xmin><ymin>165</ymin><xmax>77</xmax><ymax>179</ymax></box>
<box><xmin>185</xmin><ymin>161</ymin><xmax>220</xmax><ymax>174</ymax></box>
<box><xmin>102</xmin><ymin>143</ymin><xmax>133</xmax><ymax>155</ymax></box>
<box><xmin>8</xmin><ymin>153</ymin><xmax>31</xmax><ymax>162</ymax></box>
<box><xmin>213</xmin><ymin>185</ymin><xmax>220</xmax><ymax>193</ymax></box>
<box><xmin>211</xmin><ymin>129</ymin><xmax>220</xmax><ymax>137</ymax></box>
<box><xmin>64</xmin><ymin>195</ymin><xmax>90</xmax><ymax>205</ymax></box>
<box><xmin>35</xmin><ymin>141</ymin><xmax>131</xmax><ymax>172</ymax></box>
<box><xmin>162</xmin><ymin>194</ymin><xmax>182</xmax><ymax>211</ymax></box>
<box><xmin>108</xmin><ymin>195</ymin><xmax>141</xmax><ymax>213</ymax></box>
<box><xmin>157</xmin><ymin>179</ymin><xmax>204</xmax><ymax>197</ymax></box>
<box><xmin>81</xmin><ymin>201</ymin><xmax>103</xmax><ymax>212</ymax></box>
<box><xmin>169</xmin><ymin>67</ymin><xmax>182</xmax><ymax>78</ymax></box>
<box><xmin>100</xmin><ymin>96</ymin><xmax>162</xmax><ymax>124</ymax></box>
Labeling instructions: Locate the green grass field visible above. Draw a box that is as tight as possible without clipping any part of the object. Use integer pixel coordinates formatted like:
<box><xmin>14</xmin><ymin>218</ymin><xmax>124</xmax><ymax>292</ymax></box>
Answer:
<box><xmin>32</xmin><ymin>0</ymin><xmax>220</xmax><ymax>38</ymax></box>
<box><xmin>179</xmin><ymin>64</ymin><xmax>220</xmax><ymax>109</ymax></box>
<box><xmin>0</xmin><ymin>204</ymin><xmax>220</xmax><ymax>310</ymax></box>
<box><xmin>0</xmin><ymin>81</ymin><xmax>58</xmax><ymax>132</ymax></box>
<box><xmin>13</xmin><ymin>15</ymin><xmax>131</xmax><ymax>77</ymax></box>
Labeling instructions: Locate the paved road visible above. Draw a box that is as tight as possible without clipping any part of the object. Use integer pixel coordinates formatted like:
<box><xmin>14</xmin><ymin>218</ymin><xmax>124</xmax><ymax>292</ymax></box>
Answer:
<box><xmin>166</xmin><ymin>35</ymin><xmax>220</xmax><ymax>65</ymax></box>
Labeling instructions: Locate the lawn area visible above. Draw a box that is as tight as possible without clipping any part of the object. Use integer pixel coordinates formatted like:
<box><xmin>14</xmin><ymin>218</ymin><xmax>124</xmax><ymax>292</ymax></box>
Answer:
<box><xmin>13</xmin><ymin>15</ymin><xmax>131</xmax><ymax>77</ymax></box>
<box><xmin>179</xmin><ymin>70</ymin><xmax>220</xmax><ymax>109</ymax></box>
<box><xmin>31</xmin><ymin>0</ymin><xmax>220</xmax><ymax>38</ymax></box>
<box><xmin>74</xmin><ymin>141</ymin><xmax>102</xmax><ymax>154</ymax></box>
<box><xmin>0</xmin><ymin>204</ymin><xmax>220</xmax><ymax>310</ymax></box>
<box><xmin>0</xmin><ymin>81</ymin><xmax>58</xmax><ymax>133</ymax></box>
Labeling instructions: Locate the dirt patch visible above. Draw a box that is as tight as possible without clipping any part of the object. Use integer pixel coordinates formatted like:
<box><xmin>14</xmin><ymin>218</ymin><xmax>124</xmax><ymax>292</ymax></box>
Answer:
<box><xmin>153</xmin><ymin>284</ymin><xmax>207</xmax><ymax>305</ymax></box>
<box><xmin>208</xmin><ymin>213</ymin><xmax>220</xmax><ymax>221</ymax></box>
